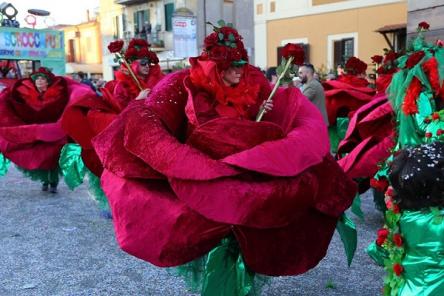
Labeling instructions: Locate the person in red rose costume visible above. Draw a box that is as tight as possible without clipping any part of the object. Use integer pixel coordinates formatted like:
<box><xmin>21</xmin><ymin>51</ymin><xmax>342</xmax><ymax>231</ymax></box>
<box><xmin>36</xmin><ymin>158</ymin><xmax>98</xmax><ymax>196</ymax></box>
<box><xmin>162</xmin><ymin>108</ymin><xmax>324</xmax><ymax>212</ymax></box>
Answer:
<box><xmin>59</xmin><ymin>39</ymin><xmax>164</xmax><ymax>211</ymax></box>
<box><xmin>112</xmin><ymin>38</ymin><xmax>164</xmax><ymax>107</ymax></box>
<box><xmin>92</xmin><ymin>23</ymin><xmax>357</xmax><ymax>295</ymax></box>
<box><xmin>324</xmin><ymin>56</ymin><xmax>376</xmax><ymax>153</ymax></box>
<box><xmin>336</xmin><ymin>50</ymin><xmax>399</xmax><ymax>210</ymax></box>
<box><xmin>0</xmin><ymin>67</ymin><xmax>95</xmax><ymax>193</ymax></box>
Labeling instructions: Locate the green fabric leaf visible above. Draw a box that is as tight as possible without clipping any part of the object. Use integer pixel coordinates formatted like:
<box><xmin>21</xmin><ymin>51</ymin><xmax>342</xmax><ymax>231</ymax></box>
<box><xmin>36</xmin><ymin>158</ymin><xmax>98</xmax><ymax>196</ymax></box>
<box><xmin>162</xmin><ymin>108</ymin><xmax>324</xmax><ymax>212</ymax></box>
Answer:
<box><xmin>435</xmin><ymin>47</ymin><xmax>444</xmax><ymax>86</ymax></box>
<box><xmin>367</xmin><ymin>242</ymin><xmax>388</xmax><ymax>266</ymax></box>
<box><xmin>174</xmin><ymin>257</ymin><xmax>206</xmax><ymax>293</ymax></box>
<box><xmin>58</xmin><ymin>143</ymin><xmax>87</xmax><ymax>190</ymax></box>
<box><xmin>217</xmin><ymin>20</ymin><xmax>226</xmax><ymax>27</ymax></box>
<box><xmin>336</xmin><ymin>117</ymin><xmax>350</xmax><ymax>140</ymax></box>
<box><xmin>328</xmin><ymin>117</ymin><xmax>349</xmax><ymax>154</ymax></box>
<box><xmin>336</xmin><ymin>213</ymin><xmax>357</xmax><ymax>267</ymax></box>
<box><xmin>385</xmin><ymin>211</ymin><xmax>399</xmax><ymax>228</ymax></box>
<box><xmin>351</xmin><ymin>194</ymin><xmax>365</xmax><ymax>221</ymax></box>
<box><xmin>16</xmin><ymin>166</ymin><xmax>60</xmax><ymax>184</ymax></box>
<box><xmin>202</xmin><ymin>237</ymin><xmax>255</xmax><ymax>296</ymax></box>
<box><xmin>87</xmin><ymin>171</ymin><xmax>110</xmax><ymax>211</ymax></box>
<box><xmin>0</xmin><ymin>153</ymin><xmax>10</xmax><ymax>176</ymax></box>
<box><xmin>431</xmin><ymin>207</ymin><xmax>444</xmax><ymax>224</ymax></box>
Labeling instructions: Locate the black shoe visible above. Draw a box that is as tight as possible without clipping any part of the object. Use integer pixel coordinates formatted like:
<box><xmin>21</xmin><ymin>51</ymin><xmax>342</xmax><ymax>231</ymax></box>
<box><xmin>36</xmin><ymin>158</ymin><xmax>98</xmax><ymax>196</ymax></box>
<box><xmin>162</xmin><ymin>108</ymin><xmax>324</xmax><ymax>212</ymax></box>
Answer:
<box><xmin>49</xmin><ymin>184</ymin><xmax>57</xmax><ymax>194</ymax></box>
<box><xmin>42</xmin><ymin>183</ymin><xmax>49</xmax><ymax>191</ymax></box>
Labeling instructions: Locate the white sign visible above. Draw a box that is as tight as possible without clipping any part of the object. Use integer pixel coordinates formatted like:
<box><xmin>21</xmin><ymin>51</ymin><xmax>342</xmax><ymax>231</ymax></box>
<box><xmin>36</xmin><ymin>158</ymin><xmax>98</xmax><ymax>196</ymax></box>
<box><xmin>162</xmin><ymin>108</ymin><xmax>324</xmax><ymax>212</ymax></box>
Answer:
<box><xmin>172</xmin><ymin>16</ymin><xmax>197</xmax><ymax>58</ymax></box>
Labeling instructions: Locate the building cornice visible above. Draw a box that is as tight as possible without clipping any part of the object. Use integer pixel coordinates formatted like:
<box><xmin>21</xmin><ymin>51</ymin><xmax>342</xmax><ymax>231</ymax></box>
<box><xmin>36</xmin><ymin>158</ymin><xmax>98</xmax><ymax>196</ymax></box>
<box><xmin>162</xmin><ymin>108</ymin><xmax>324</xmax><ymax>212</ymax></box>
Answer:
<box><xmin>256</xmin><ymin>0</ymin><xmax>405</xmax><ymax>22</ymax></box>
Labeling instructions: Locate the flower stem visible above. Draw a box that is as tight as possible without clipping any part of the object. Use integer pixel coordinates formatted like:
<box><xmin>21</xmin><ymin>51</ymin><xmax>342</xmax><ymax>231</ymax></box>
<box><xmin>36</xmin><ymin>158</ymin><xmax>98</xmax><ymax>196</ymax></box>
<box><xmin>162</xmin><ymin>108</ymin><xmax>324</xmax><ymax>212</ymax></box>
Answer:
<box><xmin>256</xmin><ymin>56</ymin><xmax>294</xmax><ymax>122</ymax></box>
<box><xmin>118</xmin><ymin>53</ymin><xmax>143</xmax><ymax>91</ymax></box>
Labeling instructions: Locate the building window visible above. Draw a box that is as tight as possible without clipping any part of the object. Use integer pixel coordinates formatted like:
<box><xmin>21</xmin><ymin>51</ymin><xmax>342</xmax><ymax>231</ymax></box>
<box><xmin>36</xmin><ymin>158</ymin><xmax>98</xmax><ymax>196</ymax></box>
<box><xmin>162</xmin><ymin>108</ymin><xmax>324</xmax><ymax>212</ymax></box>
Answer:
<box><xmin>333</xmin><ymin>38</ymin><xmax>354</xmax><ymax>67</ymax></box>
<box><xmin>394</xmin><ymin>30</ymin><xmax>406</xmax><ymax>52</ymax></box>
<box><xmin>122</xmin><ymin>14</ymin><xmax>127</xmax><ymax>33</ymax></box>
<box><xmin>270</xmin><ymin>1</ymin><xmax>276</xmax><ymax>12</ymax></box>
<box><xmin>165</xmin><ymin>3</ymin><xmax>174</xmax><ymax>32</ymax></box>
<box><xmin>67</xmin><ymin>39</ymin><xmax>75</xmax><ymax>63</ymax></box>
<box><xmin>113</xmin><ymin>15</ymin><xmax>120</xmax><ymax>39</ymax></box>
<box><xmin>134</xmin><ymin>10</ymin><xmax>150</xmax><ymax>36</ymax></box>
<box><xmin>256</xmin><ymin>3</ymin><xmax>263</xmax><ymax>15</ymax></box>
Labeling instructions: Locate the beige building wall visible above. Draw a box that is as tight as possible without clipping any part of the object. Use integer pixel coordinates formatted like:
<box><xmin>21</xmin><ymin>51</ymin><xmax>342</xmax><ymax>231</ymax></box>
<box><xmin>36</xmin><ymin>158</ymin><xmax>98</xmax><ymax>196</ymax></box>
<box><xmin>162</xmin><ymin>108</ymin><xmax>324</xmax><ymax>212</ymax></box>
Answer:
<box><xmin>266</xmin><ymin>1</ymin><xmax>407</xmax><ymax>70</ymax></box>
<box><xmin>312</xmin><ymin>0</ymin><xmax>345</xmax><ymax>5</ymax></box>
<box><xmin>99</xmin><ymin>0</ymin><xmax>123</xmax><ymax>80</ymax></box>
<box><xmin>63</xmin><ymin>21</ymin><xmax>102</xmax><ymax>64</ymax></box>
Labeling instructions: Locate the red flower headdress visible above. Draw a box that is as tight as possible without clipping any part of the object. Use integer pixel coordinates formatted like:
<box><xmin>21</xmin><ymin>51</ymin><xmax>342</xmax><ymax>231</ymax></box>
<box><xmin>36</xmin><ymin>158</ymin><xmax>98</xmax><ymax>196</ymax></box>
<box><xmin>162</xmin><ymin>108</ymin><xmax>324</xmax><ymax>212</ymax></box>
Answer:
<box><xmin>376</xmin><ymin>49</ymin><xmax>399</xmax><ymax>75</ymax></box>
<box><xmin>344</xmin><ymin>57</ymin><xmax>367</xmax><ymax>75</ymax></box>
<box><xmin>30</xmin><ymin>67</ymin><xmax>55</xmax><ymax>84</ymax></box>
<box><xmin>107</xmin><ymin>38</ymin><xmax>160</xmax><ymax>91</ymax></box>
<box><xmin>417</xmin><ymin>21</ymin><xmax>430</xmax><ymax>31</ymax></box>
<box><xmin>201</xmin><ymin>20</ymin><xmax>248</xmax><ymax>70</ymax></box>
<box><xmin>108</xmin><ymin>38</ymin><xmax>160</xmax><ymax>65</ymax></box>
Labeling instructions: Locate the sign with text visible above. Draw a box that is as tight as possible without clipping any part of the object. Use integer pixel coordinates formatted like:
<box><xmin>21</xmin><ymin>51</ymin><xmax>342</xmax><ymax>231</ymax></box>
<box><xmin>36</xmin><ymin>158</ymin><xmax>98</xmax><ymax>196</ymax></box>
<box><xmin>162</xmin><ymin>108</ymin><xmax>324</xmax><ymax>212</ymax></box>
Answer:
<box><xmin>172</xmin><ymin>16</ymin><xmax>197</xmax><ymax>58</ymax></box>
<box><xmin>0</xmin><ymin>27</ymin><xmax>65</xmax><ymax>61</ymax></box>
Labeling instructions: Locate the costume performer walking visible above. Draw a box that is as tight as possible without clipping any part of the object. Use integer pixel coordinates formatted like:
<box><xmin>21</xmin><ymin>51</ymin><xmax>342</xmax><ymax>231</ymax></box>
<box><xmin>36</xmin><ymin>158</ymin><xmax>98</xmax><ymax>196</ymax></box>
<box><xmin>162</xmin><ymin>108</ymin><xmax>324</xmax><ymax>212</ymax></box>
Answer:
<box><xmin>324</xmin><ymin>56</ymin><xmax>376</xmax><ymax>153</ymax></box>
<box><xmin>0</xmin><ymin>67</ymin><xmax>94</xmax><ymax>193</ymax></box>
<box><xmin>59</xmin><ymin>39</ymin><xmax>163</xmax><ymax>210</ymax></box>
<box><xmin>93</xmin><ymin>23</ymin><xmax>357</xmax><ymax>295</ymax></box>
<box><xmin>336</xmin><ymin>51</ymin><xmax>399</xmax><ymax>211</ymax></box>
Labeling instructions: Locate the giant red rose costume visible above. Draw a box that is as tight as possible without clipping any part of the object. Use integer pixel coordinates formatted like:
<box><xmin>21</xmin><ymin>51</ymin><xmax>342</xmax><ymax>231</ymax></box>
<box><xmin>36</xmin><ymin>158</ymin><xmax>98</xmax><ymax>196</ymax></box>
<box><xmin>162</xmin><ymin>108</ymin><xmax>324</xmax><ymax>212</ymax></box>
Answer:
<box><xmin>324</xmin><ymin>56</ymin><xmax>376</xmax><ymax>155</ymax></box>
<box><xmin>337</xmin><ymin>94</ymin><xmax>396</xmax><ymax>181</ymax></box>
<box><xmin>336</xmin><ymin>49</ymin><xmax>399</xmax><ymax>199</ymax></box>
<box><xmin>0</xmin><ymin>67</ymin><xmax>95</xmax><ymax>189</ymax></box>
<box><xmin>92</xmin><ymin>24</ymin><xmax>357</xmax><ymax>294</ymax></box>
<box><xmin>324</xmin><ymin>56</ymin><xmax>375</xmax><ymax>125</ymax></box>
<box><xmin>60</xmin><ymin>38</ymin><xmax>164</xmax><ymax>178</ymax></box>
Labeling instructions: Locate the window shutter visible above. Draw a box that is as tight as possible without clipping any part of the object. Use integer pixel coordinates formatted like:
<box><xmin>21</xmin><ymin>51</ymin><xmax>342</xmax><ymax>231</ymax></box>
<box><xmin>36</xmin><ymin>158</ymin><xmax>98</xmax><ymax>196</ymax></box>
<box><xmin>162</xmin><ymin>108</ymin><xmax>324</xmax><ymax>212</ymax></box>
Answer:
<box><xmin>133</xmin><ymin>12</ymin><xmax>138</xmax><ymax>34</ymax></box>
<box><xmin>165</xmin><ymin>3</ymin><xmax>174</xmax><ymax>32</ymax></box>
<box><xmin>333</xmin><ymin>40</ymin><xmax>343</xmax><ymax>67</ymax></box>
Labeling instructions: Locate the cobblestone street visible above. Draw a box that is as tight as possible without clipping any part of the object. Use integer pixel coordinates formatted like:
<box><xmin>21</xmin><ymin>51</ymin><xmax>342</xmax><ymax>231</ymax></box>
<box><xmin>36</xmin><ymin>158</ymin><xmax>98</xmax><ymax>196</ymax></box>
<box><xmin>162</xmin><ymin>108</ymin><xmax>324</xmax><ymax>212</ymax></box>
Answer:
<box><xmin>1</xmin><ymin>167</ymin><xmax>384</xmax><ymax>296</ymax></box>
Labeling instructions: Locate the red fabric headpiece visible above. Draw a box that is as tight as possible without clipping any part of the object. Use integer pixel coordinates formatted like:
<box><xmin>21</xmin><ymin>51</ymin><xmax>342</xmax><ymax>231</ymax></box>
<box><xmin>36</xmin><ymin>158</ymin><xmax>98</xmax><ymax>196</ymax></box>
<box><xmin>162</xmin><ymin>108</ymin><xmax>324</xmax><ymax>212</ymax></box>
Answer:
<box><xmin>201</xmin><ymin>25</ymin><xmax>248</xmax><ymax>70</ymax></box>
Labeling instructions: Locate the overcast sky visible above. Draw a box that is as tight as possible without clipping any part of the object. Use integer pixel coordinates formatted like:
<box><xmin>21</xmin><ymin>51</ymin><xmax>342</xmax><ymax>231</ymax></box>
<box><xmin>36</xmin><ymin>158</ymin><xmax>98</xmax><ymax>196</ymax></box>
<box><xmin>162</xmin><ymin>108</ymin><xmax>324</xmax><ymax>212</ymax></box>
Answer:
<box><xmin>9</xmin><ymin>0</ymin><xmax>99</xmax><ymax>28</ymax></box>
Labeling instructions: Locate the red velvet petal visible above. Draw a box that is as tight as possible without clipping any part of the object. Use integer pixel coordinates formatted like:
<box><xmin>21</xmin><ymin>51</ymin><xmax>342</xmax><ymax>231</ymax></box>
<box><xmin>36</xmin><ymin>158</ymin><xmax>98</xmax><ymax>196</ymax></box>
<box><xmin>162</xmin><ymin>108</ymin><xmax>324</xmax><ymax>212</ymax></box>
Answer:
<box><xmin>235</xmin><ymin>208</ymin><xmax>338</xmax><ymax>276</ymax></box>
<box><xmin>223</xmin><ymin>89</ymin><xmax>330</xmax><ymax>176</ymax></box>
<box><xmin>92</xmin><ymin>101</ymin><xmax>165</xmax><ymax>180</ymax></box>
<box><xmin>323</xmin><ymin>79</ymin><xmax>375</xmax><ymax>125</ymax></box>
<box><xmin>123</xmin><ymin>101</ymin><xmax>240</xmax><ymax>180</ymax></box>
<box><xmin>338</xmin><ymin>136</ymin><xmax>395</xmax><ymax>179</ymax></box>
<box><xmin>0</xmin><ymin>78</ymin><xmax>94</xmax><ymax>170</ymax></box>
<box><xmin>101</xmin><ymin>170</ymin><xmax>230</xmax><ymax>267</ymax></box>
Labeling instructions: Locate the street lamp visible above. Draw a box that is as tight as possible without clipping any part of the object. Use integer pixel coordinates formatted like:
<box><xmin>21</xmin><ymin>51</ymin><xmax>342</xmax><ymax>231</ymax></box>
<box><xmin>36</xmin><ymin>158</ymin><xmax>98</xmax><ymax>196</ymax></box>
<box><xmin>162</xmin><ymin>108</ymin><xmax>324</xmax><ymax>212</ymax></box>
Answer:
<box><xmin>25</xmin><ymin>8</ymin><xmax>51</xmax><ymax>29</ymax></box>
<box><xmin>0</xmin><ymin>2</ymin><xmax>19</xmax><ymax>27</ymax></box>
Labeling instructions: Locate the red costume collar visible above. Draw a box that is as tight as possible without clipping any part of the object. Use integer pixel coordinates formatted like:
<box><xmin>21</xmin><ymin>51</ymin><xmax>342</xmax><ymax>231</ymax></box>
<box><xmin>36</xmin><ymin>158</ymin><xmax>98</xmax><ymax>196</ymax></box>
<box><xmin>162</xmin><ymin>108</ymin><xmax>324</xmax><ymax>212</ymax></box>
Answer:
<box><xmin>188</xmin><ymin>57</ymin><xmax>259</xmax><ymax>118</ymax></box>
<box><xmin>13</xmin><ymin>77</ymin><xmax>67</xmax><ymax>111</ymax></box>
<box><xmin>338</xmin><ymin>74</ymin><xmax>369</xmax><ymax>88</ymax></box>
<box><xmin>114</xmin><ymin>64</ymin><xmax>164</xmax><ymax>97</ymax></box>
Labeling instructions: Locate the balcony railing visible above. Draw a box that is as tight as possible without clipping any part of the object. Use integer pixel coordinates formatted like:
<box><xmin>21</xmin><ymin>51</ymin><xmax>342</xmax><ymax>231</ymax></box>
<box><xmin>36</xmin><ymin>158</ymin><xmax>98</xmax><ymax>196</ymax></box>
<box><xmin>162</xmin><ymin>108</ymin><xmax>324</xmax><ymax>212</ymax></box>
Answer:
<box><xmin>115</xmin><ymin>0</ymin><xmax>155</xmax><ymax>5</ymax></box>
<box><xmin>123</xmin><ymin>31</ymin><xmax>165</xmax><ymax>48</ymax></box>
